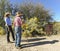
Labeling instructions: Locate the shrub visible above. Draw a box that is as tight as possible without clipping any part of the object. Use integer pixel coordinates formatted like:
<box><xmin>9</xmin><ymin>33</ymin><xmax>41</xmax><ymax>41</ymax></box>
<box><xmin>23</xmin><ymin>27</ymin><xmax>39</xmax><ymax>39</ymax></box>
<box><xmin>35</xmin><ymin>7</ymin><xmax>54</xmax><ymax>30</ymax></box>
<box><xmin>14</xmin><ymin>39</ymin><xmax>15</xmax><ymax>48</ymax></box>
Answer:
<box><xmin>0</xmin><ymin>27</ymin><xmax>5</xmax><ymax>35</ymax></box>
<box><xmin>22</xmin><ymin>30</ymin><xmax>32</xmax><ymax>37</ymax></box>
<box><xmin>22</xmin><ymin>17</ymin><xmax>46</xmax><ymax>37</ymax></box>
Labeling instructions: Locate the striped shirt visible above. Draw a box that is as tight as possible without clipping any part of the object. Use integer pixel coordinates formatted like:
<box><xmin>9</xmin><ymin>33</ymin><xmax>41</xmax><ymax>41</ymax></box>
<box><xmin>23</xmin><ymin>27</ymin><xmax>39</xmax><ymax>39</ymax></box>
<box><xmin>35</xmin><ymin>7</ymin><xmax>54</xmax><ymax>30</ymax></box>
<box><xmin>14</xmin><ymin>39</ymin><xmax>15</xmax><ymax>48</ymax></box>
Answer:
<box><xmin>14</xmin><ymin>16</ymin><xmax>22</xmax><ymax>26</ymax></box>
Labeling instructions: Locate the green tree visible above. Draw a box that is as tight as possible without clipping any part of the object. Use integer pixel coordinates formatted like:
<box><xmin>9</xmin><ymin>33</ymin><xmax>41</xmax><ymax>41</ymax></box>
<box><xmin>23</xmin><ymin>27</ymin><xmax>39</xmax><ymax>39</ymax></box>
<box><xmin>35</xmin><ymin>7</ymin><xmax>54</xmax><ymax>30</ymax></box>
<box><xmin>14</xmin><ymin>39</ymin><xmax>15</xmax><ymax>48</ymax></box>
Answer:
<box><xmin>0</xmin><ymin>0</ymin><xmax>12</xmax><ymax>27</ymax></box>
<box><xmin>19</xmin><ymin>2</ymin><xmax>53</xmax><ymax>23</ymax></box>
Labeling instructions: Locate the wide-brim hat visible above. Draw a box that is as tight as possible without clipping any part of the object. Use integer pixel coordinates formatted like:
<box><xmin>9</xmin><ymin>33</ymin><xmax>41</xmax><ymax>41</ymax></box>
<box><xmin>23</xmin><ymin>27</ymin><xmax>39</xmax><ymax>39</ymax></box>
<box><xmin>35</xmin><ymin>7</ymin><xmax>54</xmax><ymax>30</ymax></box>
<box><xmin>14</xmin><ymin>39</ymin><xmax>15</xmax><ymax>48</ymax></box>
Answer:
<box><xmin>16</xmin><ymin>12</ymin><xmax>23</xmax><ymax>16</ymax></box>
<box><xmin>4</xmin><ymin>12</ymin><xmax>10</xmax><ymax>17</ymax></box>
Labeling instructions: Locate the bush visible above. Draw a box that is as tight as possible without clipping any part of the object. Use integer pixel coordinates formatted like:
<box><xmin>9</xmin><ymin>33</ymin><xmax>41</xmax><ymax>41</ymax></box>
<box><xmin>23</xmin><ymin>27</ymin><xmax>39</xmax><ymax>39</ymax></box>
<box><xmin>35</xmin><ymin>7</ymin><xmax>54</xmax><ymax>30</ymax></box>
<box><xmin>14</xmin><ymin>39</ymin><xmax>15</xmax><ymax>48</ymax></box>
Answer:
<box><xmin>53</xmin><ymin>22</ymin><xmax>60</xmax><ymax>34</ymax></box>
<box><xmin>0</xmin><ymin>27</ymin><xmax>5</xmax><ymax>35</ymax></box>
<box><xmin>22</xmin><ymin>30</ymin><xmax>32</xmax><ymax>37</ymax></box>
<box><xmin>22</xmin><ymin>17</ymin><xmax>46</xmax><ymax>37</ymax></box>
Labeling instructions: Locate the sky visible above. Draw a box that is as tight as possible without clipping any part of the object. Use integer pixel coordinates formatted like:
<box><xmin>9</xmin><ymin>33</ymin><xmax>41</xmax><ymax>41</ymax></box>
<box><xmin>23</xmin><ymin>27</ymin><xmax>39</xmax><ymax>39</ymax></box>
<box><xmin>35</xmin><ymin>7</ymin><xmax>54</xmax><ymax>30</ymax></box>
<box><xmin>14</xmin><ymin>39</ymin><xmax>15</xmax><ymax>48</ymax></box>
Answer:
<box><xmin>10</xmin><ymin>0</ymin><xmax>60</xmax><ymax>22</ymax></box>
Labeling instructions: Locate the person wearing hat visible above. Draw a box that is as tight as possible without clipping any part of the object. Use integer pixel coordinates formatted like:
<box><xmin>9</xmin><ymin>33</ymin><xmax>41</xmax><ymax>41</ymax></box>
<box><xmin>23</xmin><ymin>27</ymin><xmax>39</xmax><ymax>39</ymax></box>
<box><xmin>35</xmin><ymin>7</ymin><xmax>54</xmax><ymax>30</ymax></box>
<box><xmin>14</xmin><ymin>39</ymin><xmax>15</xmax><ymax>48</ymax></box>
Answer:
<box><xmin>14</xmin><ymin>12</ymin><xmax>23</xmax><ymax>48</ymax></box>
<box><xmin>4</xmin><ymin>12</ymin><xmax>15</xmax><ymax>43</ymax></box>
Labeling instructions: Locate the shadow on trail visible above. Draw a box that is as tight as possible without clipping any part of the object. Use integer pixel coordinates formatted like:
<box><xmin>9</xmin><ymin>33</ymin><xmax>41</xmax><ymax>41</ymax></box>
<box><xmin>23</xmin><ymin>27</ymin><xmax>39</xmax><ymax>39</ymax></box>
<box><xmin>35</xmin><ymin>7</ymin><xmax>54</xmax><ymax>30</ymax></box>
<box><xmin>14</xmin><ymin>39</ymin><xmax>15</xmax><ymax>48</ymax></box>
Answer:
<box><xmin>22</xmin><ymin>37</ymin><xmax>46</xmax><ymax>42</ymax></box>
<box><xmin>22</xmin><ymin>40</ymin><xmax>59</xmax><ymax>48</ymax></box>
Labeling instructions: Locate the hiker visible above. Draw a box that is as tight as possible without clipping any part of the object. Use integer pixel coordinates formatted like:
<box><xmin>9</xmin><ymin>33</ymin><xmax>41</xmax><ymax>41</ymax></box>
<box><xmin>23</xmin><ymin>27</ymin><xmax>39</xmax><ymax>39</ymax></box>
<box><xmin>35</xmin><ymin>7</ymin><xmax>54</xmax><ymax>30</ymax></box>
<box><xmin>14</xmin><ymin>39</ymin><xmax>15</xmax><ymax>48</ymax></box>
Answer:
<box><xmin>14</xmin><ymin>11</ymin><xmax>23</xmax><ymax>48</ymax></box>
<box><xmin>4</xmin><ymin>12</ymin><xmax>15</xmax><ymax>43</ymax></box>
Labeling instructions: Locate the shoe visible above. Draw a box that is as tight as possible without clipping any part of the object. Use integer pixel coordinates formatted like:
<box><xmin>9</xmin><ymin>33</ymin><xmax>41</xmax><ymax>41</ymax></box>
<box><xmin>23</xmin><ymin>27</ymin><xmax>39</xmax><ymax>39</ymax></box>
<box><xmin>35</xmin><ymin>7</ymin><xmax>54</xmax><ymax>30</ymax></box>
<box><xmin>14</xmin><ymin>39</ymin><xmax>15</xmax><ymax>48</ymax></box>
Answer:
<box><xmin>7</xmin><ymin>41</ymin><xmax>11</xmax><ymax>43</ymax></box>
<box><xmin>20</xmin><ymin>46</ymin><xmax>22</xmax><ymax>49</ymax></box>
<box><xmin>13</xmin><ymin>39</ymin><xmax>15</xmax><ymax>41</ymax></box>
<box><xmin>19</xmin><ymin>45</ymin><xmax>22</xmax><ymax>49</ymax></box>
<box><xmin>15</xmin><ymin>45</ymin><xmax>22</xmax><ymax>49</ymax></box>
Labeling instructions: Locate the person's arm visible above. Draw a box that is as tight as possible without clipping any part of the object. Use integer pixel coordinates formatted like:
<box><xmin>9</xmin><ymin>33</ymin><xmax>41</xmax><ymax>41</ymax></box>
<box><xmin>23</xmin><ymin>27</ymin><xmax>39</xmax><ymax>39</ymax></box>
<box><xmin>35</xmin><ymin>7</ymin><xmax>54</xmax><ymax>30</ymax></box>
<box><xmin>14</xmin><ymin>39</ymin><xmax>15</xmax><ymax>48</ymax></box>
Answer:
<box><xmin>18</xmin><ymin>18</ymin><xmax>22</xmax><ymax>25</ymax></box>
<box><xmin>5</xmin><ymin>18</ymin><xmax>8</xmax><ymax>25</ymax></box>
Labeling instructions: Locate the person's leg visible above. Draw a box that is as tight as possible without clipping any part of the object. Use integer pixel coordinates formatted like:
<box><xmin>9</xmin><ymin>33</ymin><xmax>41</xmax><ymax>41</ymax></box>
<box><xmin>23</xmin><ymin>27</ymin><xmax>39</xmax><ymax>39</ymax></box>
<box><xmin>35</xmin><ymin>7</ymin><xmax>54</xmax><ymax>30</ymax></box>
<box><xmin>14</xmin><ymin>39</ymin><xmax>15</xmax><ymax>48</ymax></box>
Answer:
<box><xmin>9</xmin><ymin>26</ymin><xmax>15</xmax><ymax>41</ymax></box>
<box><xmin>15</xmin><ymin>26</ymin><xmax>22</xmax><ymax>47</ymax></box>
<box><xmin>15</xmin><ymin>27</ymin><xmax>18</xmax><ymax>47</ymax></box>
<box><xmin>16</xmin><ymin>32</ymin><xmax>20</xmax><ymax>46</ymax></box>
<box><xmin>7</xmin><ymin>31</ymin><xmax>10</xmax><ymax>42</ymax></box>
<box><xmin>15</xmin><ymin>34</ymin><xmax>17</xmax><ymax>46</ymax></box>
<box><xmin>19</xmin><ymin>27</ymin><xmax>22</xmax><ymax>46</ymax></box>
<box><xmin>17</xmin><ymin>27</ymin><xmax>22</xmax><ymax>47</ymax></box>
<box><xmin>6</xmin><ymin>26</ymin><xmax>10</xmax><ymax>42</ymax></box>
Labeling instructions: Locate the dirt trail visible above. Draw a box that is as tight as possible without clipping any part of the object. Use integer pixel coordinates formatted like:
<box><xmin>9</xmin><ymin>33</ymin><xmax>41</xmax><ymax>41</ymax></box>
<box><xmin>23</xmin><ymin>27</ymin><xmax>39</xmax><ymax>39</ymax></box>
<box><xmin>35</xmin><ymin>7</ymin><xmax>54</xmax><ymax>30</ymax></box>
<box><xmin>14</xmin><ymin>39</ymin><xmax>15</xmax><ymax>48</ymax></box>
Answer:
<box><xmin>0</xmin><ymin>35</ymin><xmax>60</xmax><ymax>51</ymax></box>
